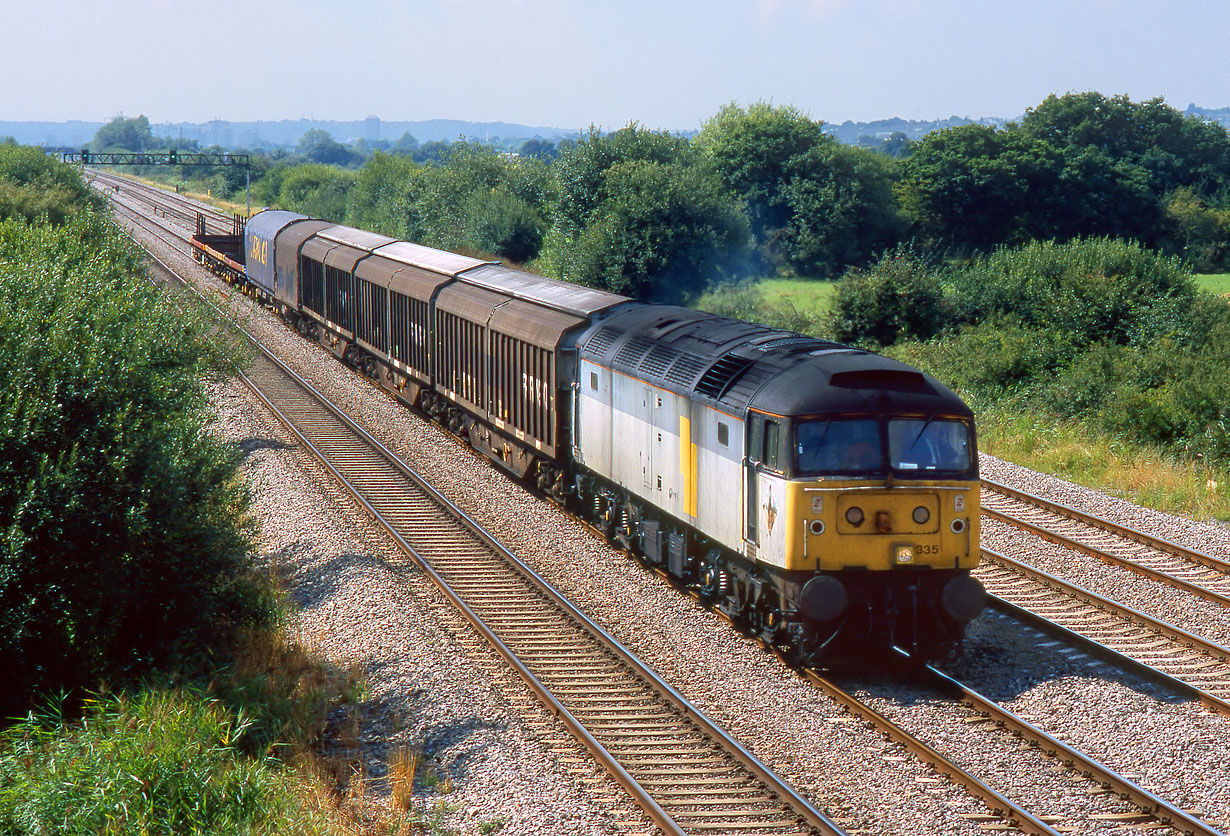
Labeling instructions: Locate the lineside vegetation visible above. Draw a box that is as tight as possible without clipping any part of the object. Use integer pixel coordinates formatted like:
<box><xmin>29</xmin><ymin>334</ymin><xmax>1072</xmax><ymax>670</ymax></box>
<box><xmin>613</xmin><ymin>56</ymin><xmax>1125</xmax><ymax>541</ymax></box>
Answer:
<box><xmin>0</xmin><ymin>155</ymin><xmax>436</xmax><ymax>834</ymax></box>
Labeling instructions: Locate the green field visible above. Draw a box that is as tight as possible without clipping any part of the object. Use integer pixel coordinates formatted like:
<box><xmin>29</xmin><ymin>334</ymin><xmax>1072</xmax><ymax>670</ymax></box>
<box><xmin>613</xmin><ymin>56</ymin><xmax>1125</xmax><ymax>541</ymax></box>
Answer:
<box><xmin>755</xmin><ymin>277</ymin><xmax>838</xmax><ymax>314</ymax></box>
<box><xmin>1197</xmin><ymin>273</ymin><xmax>1230</xmax><ymax>294</ymax></box>
<box><xmin>754</xmin><ymin>273</ymin><xmax>1229</xmax><ymax>314</ymax></box>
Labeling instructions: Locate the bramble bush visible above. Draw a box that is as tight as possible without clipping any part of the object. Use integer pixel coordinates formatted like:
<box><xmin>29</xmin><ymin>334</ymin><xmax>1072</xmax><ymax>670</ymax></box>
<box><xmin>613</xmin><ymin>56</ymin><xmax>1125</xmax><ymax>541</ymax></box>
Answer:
<box><xmin>878</xmin><ymin>237</ymin><xmax>1230</xmax><ymax>466</ymax></box>
<box><xmin>0</xmin><ymin>210</ymin><xmax>271</xmax><ymax>715</ymax></box>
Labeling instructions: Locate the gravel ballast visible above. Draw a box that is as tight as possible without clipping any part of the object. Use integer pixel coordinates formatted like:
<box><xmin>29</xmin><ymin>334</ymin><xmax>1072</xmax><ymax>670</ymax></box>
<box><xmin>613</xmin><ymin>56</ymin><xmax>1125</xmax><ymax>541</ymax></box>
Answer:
<box><xmin>129</xmin><ymin>206</ymin><xmax>1230</xmax><ymax>834</ymax></box>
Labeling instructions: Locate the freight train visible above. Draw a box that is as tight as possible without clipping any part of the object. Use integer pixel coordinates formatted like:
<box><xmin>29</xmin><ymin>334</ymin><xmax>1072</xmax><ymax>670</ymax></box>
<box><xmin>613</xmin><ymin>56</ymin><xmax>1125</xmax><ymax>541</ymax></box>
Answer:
<box><xmin>192</xmin><ymin>209</ymin><xmax>985</xmax><ymax>664</ymax></box>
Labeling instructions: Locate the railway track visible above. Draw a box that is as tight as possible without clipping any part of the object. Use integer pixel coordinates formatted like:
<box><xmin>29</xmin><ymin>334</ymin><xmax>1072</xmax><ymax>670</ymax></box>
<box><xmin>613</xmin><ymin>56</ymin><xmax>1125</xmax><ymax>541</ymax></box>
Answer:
<box><xmin>92</xmin><ymin>169</ymin><xmax>234</xmax><ymax>234</ymax></box>
<box><xmin>114</xmin><ymin>186</ymin><xmax>846</xmax><ymax>836</ymax></box>
<box><xmin>111</xmin><ymin>180</ymin><xmax>1228</xmax><ymax>835</ymax></box>
<box><xmin>978</xmin><ymin>547</ymin><xmax>1230</xmax><ymax>714</ymax></box>
<box><xmin>982</xmin><ymin>478</ymin><xmax>1230</xmax><ymax>607</ymax></box>
<box><xmin>810</xmin><ymin>665</ymin><xmax>1225</xmax><ymax>836</ymax></box>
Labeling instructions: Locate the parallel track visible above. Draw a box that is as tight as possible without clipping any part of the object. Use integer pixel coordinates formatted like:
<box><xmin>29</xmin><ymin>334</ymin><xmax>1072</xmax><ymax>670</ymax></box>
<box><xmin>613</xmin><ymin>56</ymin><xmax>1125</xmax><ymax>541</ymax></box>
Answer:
<box><xmin>93</xmin><ymin>169</ymin><xmax>234</xmax><ymax>234</ymax></box>
<box><xmin>115</xmin><ymin>184</ymin><xmax>845</xmax><ymax>836</ymax></box>
<box><xmin>808</xmin><ymin>665</ymin><xmax>1225</xmax><ymax>836</ymax></box>
<box><xmin>979</xmin><ymin>548</ymin><xmax>1230</xmax><ymax>715</ymax></box>
<box><xmin>982</xmin><ymin>478</ymin><xmax>1230</xmax><ymax>607</ymax></box>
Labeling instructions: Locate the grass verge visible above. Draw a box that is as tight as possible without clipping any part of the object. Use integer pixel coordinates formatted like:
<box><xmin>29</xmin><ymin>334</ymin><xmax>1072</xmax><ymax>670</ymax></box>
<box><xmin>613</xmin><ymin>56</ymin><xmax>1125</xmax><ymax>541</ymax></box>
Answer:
<box><xmin>0</xmin><ymin>625</ymin><xmax>449</xmax><ymax>835</ymax></box>
<box><xmin>976</xmin><ymin>405</ymin><xmax>1230</xmax><ymax>521</ymax></box>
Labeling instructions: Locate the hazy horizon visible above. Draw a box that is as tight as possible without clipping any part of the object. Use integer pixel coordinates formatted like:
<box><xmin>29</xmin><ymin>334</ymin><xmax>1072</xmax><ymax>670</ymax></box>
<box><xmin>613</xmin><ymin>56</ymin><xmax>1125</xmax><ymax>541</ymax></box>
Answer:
<box><xmin>4</xmin><ymin>0</ymin><xmax>1227</xmax><ymax>132</ymax></box>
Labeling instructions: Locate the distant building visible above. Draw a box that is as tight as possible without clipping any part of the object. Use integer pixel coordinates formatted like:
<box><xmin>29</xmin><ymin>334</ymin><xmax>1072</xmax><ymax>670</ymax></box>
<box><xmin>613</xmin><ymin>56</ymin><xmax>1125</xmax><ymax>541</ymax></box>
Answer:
<box><xmin>365</xmin><ymin>116</ymin><xmax>380</xmax><ymax>143</ymax></box>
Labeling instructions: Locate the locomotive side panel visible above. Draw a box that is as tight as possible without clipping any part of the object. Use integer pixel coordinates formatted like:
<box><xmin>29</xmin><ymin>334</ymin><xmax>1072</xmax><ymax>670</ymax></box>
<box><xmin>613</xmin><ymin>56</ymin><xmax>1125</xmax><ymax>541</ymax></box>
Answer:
<box><xmin>689</xmin><ymin>404</ymin><xmax>745</xmax><ymax>551</ymax></box>
<box><xmin>576</xmin><ymin>359</ymin><xmax>613</xmax><ymax>474</ymax></box>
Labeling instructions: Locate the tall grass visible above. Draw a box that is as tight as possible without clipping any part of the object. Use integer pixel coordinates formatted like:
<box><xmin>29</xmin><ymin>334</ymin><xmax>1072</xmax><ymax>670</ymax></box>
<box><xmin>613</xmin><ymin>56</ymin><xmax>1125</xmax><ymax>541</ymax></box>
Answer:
<box><xmin>0</xmin><ymin>689</ymin><xmax>346</xmax><ymax>836</ymax></box>
<box><xmin>976</xmin><ymin>405</ymin><xmax>1230</xmax><ymax>520</ymax></box>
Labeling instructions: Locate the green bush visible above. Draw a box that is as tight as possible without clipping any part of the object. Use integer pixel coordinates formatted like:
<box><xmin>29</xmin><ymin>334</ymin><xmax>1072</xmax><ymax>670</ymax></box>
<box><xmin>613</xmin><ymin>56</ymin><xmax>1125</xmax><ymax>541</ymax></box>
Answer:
<box><xmin>465</xmin><ymin>184</ymin><xmax>546</xmax><ymax>263</ymax></box>
<box><xmin>829</xmin><ymin>247</ymin><xmax>946</xmax><ymax>346</ymax></box>
<box><xmin>945</xmin><ymin>237</ymin><xmax>1196</xmax><ymax>344</ymax></box>
<box><xmin>0</xmin><ymin>212</ymin><xmax>270</xmax><ymax>714</ymax></box>
<box><xmin>0</xmin><ymin>144</ymin><xmax>104</xmax><ymax>224</ymax></box>
<box><xmin>557</xmin><ymin>159</ymin><xmax>752</xmax><ymax>301</ymax></box>
<box><xmin>277</xmin><ymin>164</ymin><xmax>355</xmax><ymax>222</ymax></box>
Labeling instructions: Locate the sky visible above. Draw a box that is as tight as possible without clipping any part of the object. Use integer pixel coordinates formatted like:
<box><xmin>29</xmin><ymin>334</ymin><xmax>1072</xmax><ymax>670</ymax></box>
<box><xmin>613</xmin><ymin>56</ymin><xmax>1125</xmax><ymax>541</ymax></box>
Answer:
<box><xmin>3</xmin><ymin>0</ymin><xmax>1227</xmax><ymax>131</ymax></box>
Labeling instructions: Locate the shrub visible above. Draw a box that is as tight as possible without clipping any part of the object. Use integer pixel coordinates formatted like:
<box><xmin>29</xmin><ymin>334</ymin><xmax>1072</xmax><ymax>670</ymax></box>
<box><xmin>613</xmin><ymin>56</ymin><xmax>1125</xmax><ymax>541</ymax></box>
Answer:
<box><xmin>465</xmin><ymin>184</ymin><xmax>546</xmax><ymax>263</ymax></box>
<box><xmin>0</xmin><ymin>688</ymin><xmax>344</xmax><ymax>835</ymax></box>
<box><xmin>0</xmin><ymin>212</ymin><xmax>270</xmax><ymax>714</ymax></box>
<box><xmin>277</xmin><ymin>164</ymin><xmax>356</xmax><ymax>222</ymax></box>
<box><xmin>945</xmin><ymin>237</ymin><xmax>1196</xmax><ymax>345</ymax></box>
<box><xmin>0</xmin><ymin>144</ymin><xmax>104</xmax><ymax>224</ymax></box>
<box><xmin>558</xmin><ymin>159</ymin><xmax>752</xmax><ymax>302</ymax></box>
<box><xmin>829</xmin><ymin>246</ymin><xmax>946</xmax><ymax>346</ymax></box>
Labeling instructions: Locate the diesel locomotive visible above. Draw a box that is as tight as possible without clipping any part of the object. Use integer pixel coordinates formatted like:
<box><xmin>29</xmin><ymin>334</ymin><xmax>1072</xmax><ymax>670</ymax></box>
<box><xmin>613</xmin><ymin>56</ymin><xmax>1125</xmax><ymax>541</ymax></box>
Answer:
<box><xmin>192</xmin><ymin>209</ymin><xmax>985</xmax><ymax>664</ymax></box>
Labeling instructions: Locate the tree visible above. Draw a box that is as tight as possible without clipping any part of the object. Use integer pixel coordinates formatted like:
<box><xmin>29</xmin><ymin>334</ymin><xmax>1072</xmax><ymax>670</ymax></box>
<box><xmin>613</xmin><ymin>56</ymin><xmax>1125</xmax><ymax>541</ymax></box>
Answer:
<box><xmin>695</xmin><ymin>102</ymin><xmax>830</xmax><ymax>245</ymax></box>
<box><xmin>896</xmin><ymin>124</ymin><xmax>1063</xmax><ymax>250</ymax></box>
<box><xmin>517</xmin><ymin>138</ymin><xmax>558</xmax><ymax>162</ymax></box>
<box><xmin>1021</xmin><ymin>92</ymin><xmax>1230</xmax><ymax>197</ymax></box>
<box><xmin>778</xmin><ymin>142</ymin><xmax>906</xmax><ymax>276</ymax></box>
<box><xmin>346</xmin><ymin>151</ymin><xmax>420</xmax><ymax>237</ymax></box>
<box><xmin>296</xmin><ymin>129</ymin><xmax>354</xmax><ymax>166</ymax></box>
<box><xmin>277</xmin><ymin>164</ymin><xmax>356</xmax><ymax>221</ymax></box>
<box><xmin>413</xmin><ymin>140</ymin><xmax>452</xmax><ymax>165</ymax></box>
<box><xmin>390</xmin><ymin>131</ymin><xmax>419</xmax><ymax>156</ymax></box>
<box><xmin>559</xmin><ymin>159</ymin><xmax>751</xmax><ymax>302</ymax></box>
<box><xmin>695</xmin><ymin>102</ymin><xmax>902</xmax><ymax>275</ymax></box>
<box><xmin>92</xmin><ymin>115</ymin><xmax>155</xmax><ymax>151</ymax></box>
<box><xmin>551</xmin><ymin>124</ymin><xmax>692</xmax><ymax>241</ymax></box>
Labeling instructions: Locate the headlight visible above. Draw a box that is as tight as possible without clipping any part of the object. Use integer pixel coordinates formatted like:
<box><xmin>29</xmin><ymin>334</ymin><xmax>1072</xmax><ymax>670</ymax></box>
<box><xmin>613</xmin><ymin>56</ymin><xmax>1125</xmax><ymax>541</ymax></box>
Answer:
<box><xmin>845</xmin><ymin>507</ymin><xmax>864</xmax><ymax>526</ymax></box>
<box><xmin>912</xmin><ymin>506</ymin><xmax>930</xmax><ymax>524</ymax></box>
<box><xmin>809</xmin><ymin>519</ymin><xmax>826</xmax><ymax>535</ymax></box>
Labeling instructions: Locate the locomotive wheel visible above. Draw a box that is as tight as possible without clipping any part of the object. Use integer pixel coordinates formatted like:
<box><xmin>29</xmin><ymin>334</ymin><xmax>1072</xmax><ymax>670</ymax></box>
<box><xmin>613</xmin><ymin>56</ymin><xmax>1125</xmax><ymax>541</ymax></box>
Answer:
<box><xmin>755</xmin><ymin>593</ymin><xmax>787</xmax><ymax>646</ymax></box>
<box><xmin>697</xmin><ymin>551</ymin><xmax>723</xmax><ymax>600</ymax></box>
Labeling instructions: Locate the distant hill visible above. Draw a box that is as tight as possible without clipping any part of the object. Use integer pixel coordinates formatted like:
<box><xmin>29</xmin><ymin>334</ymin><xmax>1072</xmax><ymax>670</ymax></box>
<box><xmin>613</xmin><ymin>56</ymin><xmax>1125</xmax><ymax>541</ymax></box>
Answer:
<box><xmin>824</xmin><ymin>115</ymin><xmax>1010</xmax><ymax>144</ymax></box>
<box><xmin>6</xmin><ymin>106</ymin><xmax>1229</xmax><ymax>152</ymax></box>
<box><xmin>0</xmin><ymin>117</ymin><xmax>580</xmax><ymax>151</ymax></box>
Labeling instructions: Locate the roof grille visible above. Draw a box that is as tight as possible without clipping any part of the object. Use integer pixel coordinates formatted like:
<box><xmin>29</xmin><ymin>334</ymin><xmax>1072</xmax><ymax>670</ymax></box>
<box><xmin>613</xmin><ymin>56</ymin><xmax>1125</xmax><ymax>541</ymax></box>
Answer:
<box><xmin>695</xmin><ymin>354</ymin><xmax>754</xmax><ymax>399</ymax></box>
<box><xmin>613</xmin><ymin>336</ymin><xmax>655</xmax><ymax>367</ymax></box>
<box><xmin>755</xmin><ymin>336</ymin><xmax>846</xmax><ymax>353</ymax></box>
<box><xmin>585</xmin><ymin>326</ymin><xmax>622</xmax><ymax>356</ymax></box>
<box><xmin>641</xmin><ymin>344</ymin><xmax>681</xmax><ymax>377</ymax></box>
<box><xmin>665</xmin><ymin>353</ymin><xmax>708</xmax><ymax>387</ymax></box>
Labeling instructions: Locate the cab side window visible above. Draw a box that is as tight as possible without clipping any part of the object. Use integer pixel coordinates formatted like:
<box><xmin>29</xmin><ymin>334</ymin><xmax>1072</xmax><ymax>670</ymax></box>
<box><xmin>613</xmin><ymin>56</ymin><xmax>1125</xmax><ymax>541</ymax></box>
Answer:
<box><xmin>763</xmin><ymin>420</ymin><xmax>781</xmax><ymax>471</ymax></box>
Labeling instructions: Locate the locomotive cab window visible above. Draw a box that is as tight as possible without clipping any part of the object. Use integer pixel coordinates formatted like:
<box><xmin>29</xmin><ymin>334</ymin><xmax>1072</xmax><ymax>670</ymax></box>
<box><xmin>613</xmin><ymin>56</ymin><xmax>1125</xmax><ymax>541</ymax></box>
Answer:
<box><xmin>763</xmin><ymin>420</ymin><xmax>781</xmax><ymax>471</ymax></box>
<box><xmin>888</xmin><ymin>417</ymin><xmax>971</xmax><ymax>473</ymax></box>
<box><xmin>795</xmin><ymin>417</ymin><xmax>882</xmax><ymax>475</ymax></box>
<box><xmin>717</xmin><ymin>421</ymin><xmax>729</xmax><ymax>447</ymax></box>
<box><xmin>590</xmin><ymin>371</ymin><xmax>599</xmax><ymax>391</ymax></box>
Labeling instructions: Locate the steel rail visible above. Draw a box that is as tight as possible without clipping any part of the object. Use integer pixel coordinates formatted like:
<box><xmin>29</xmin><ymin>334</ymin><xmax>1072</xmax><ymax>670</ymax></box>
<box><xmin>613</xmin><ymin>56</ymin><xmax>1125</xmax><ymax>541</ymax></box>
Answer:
<box><xmin>123</xmin><ymin>213</ymin><xmax>845</xmax><ymax>836</ymax></box>
<box><xmin>982</xmin><ymin>502</ymin><xmax>1230</xmax><ymax>607</ymax></box>
<box><xmin>984</xmin><ymin>594</ymin><xmax>1230</xmax><ymax>717</ymax></box>
<box><xmin>982</xmin><ymin>548</ymin><xmax>1230</xmax><ymax>663</ymax></box>
<box><xmin>983</xmin><ymin>478</ymin><xmax>1230</xmax><ymax>574</ymax></box>
<box><xmin>979</xmin><ymin>548</ymin><xmax>1230</xmax><ymax>716</ymax></box>
<box><xmin>924</xmin><ymin>665</ymin><xmax>1226</xmax><ymax>836</ymax></box>
<box><xmin>803</xmin><ymin>670</ymin><xmax>1064</xmax><ymax>836</ymax></box>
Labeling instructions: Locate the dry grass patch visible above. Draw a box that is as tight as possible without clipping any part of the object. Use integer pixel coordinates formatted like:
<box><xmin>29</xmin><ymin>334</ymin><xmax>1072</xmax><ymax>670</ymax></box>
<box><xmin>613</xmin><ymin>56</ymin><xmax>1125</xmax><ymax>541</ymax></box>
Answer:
<box><xmin>977</xmin><ymin>408</ymin><xmax>1230</xmax><ymax>521</ymax></box>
